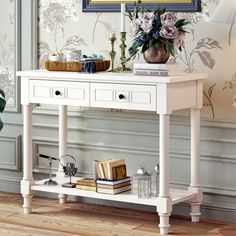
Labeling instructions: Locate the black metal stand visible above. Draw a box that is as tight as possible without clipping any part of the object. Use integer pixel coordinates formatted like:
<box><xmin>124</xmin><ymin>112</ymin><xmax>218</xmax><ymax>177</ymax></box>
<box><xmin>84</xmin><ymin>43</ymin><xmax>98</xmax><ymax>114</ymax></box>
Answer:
<box><xmin>44</xmin><ymin>157</ymin><xmax>58</xmax><ymax>186</ymax></box>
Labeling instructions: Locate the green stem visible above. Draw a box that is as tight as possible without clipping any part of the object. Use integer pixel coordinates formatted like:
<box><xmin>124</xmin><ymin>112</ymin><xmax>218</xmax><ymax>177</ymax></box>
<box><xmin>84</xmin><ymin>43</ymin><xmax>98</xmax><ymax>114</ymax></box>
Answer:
<box><xmin>203</xmin><ymin>91</ymin><xmax>215</xmax><ymax>119</ymax></box>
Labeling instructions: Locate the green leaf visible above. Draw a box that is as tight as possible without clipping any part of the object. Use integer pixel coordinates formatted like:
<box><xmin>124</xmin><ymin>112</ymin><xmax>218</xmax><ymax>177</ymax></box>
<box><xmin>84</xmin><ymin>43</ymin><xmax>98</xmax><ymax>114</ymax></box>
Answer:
<box><xmin>175</xmin><ymin>19</ymin><xmax>190</xmax><ymax>28</ymax></box>
<box><xmin>0</xmin><ymin>89</ymin><xmax>5</xmax><ymax>98</ymax></box>
<box><xmin>125</xmin><ymin>5</ymin><xmax>133</xmax><ymax>20</ymax></box>
<box><xmin>154</xmin><ymin>40</ymin><xmax>160</xmax><ymax>48</ymax></box>
<box><xmin>169</xmin><ymin>47</ymin><xmax>176</xmax><ymax>57</ymax></box>
<box><xmin>208</xmin><ymin>84</ymin><xmax>216</xmax><ymax>98</ymax></box>
<box><xmin>0</xmin><ymin>119</ymin><xmax>3</xmax><ymax>132</ymax></box>
<box><xmin>149</xmin><ymin>39</ymin><xmax>155</xmax><ymax>47</ymax></box>
<box><xmin>141</xmin><ymin>42</ymin><xmax>149</xmax><ymax>53</ymax></box>
<box><xmin>0</xmin><ymin>89</ymin><xmax>6</xmax><ymax>113</ymax></box>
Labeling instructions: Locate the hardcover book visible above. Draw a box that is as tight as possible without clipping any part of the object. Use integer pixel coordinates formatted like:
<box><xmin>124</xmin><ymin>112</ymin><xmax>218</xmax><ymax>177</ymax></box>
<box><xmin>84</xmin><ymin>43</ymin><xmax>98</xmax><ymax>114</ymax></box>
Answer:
<box><xmin>133</xmin><ymin>69</ymin><xmax>168</xmax><ymax>76</ymax></box>
<box><xmin>97</xmin><ymin>184</ymin><xmax>131</xmax><ymax>195</ymax></box>
<box><xmin>133</xmin><ymin>63</ymin><xmax>181</xmax><ymax>71</ymax></box>
<box><xmin>77</xmin><ymin>178</ymin><xmax>96</xmax><ymax>187</ymax></box>
<box><xmin>106</xmin><ymin>159</ymin><xmax>125</xmax><ymax>180</ymax></box>
<box><xmin>76</xmin><ymin>185</ymin><xmax>97</xmax><ymax>191</ymax></box>
<box><xmin>112</xmin><ymin>164</ymin><xmax>127</xmax><ymax>180</ymax></box>
<box><xmin>94</xmin><ymin>159</ymin><xmax>126</xmax><ymax>180</ymax></box>
<box><xmin>96</xmin><ymin>176</ymin><xmax>131</xmax><ymax>185</ymax></box>
<box><xmin>97</xmin><ymin>181</ymin><xmax>131</xmax><ymax>189</ymax></box>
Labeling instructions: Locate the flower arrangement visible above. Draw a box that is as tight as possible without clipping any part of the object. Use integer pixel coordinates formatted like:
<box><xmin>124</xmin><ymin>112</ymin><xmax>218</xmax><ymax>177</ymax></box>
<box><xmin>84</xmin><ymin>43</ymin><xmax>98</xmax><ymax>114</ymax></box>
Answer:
<box><xmin>127</xmin><ymin>1</ymin><xmax>190</xmax><ymax>61</ymax></box>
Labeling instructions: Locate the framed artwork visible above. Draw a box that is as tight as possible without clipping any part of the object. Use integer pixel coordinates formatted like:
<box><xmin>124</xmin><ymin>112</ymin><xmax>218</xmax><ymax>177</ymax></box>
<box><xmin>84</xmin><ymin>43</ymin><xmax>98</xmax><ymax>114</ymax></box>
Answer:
<box><xmin>82</xmin><ymin>0</ymin><xmax>201</xmax><ymax>12</ymax></box>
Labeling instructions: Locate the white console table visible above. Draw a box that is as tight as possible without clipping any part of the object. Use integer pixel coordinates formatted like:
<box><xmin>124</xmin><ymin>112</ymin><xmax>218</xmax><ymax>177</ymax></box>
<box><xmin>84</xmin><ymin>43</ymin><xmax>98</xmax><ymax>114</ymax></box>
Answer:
<box><xmin>17</xmin><ymin>70</ymin><xmax>207</xmax><ymax>235</ymax></box>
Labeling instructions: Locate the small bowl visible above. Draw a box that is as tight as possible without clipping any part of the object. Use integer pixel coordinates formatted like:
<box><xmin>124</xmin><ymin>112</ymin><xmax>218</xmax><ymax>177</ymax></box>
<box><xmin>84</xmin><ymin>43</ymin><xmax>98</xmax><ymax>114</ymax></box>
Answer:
<box><xmin>66</xmin><ymin>50</ymin><xmax>82</xmax><ymax>55</ymax></box>
<box><xmin>50</xmin><ymin>55</ymin><xmax>66</xmax><ymax>62</ymax></box>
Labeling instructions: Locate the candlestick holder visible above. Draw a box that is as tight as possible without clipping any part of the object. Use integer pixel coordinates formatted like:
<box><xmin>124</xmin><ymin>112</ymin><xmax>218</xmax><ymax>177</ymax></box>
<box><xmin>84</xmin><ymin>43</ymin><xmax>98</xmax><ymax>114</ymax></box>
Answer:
<box><xmin>109</xmin><ymin>36</ymin><xmax>116</xmax><ymax>72</ymax></box>
<box><xmin>115</xmin><ymin>32</ymin><xmax>132</xmax><ymax>72</ymax></box>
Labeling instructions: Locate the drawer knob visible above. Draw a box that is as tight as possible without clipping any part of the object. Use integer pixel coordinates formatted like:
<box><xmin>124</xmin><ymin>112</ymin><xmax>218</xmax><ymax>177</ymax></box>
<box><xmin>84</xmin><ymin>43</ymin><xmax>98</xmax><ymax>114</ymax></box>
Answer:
<box><xmin>119</xmin><ymin>94</ymin><xmax>125</xmax><ymax>99</ymax></box>
<box><xmin>55</xmin><ymin>90</ymin><xmax>61</xmax><ymax>96</ymax></box>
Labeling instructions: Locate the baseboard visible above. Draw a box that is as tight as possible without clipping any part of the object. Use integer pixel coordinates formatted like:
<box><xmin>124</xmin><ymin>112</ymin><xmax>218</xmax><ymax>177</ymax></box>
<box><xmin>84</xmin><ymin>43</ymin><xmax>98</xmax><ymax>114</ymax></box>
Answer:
<box><xmin>173</xmin><ymin>202</ymin><xmax>236</xmax><ymax>223</ymax></box>
<box><xmin>0</xmin><ymin>177</ymin><xmax>20</xmax><ymax>193</ymax></box>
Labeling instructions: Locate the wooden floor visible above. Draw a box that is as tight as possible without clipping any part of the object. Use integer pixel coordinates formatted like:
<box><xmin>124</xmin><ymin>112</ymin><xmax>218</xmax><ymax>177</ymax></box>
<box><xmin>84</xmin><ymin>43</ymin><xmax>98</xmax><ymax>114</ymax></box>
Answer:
<box><xmin>0</xmin><ymin>192</ymin><xmax>235</xmax><ymax>236</ymax></box>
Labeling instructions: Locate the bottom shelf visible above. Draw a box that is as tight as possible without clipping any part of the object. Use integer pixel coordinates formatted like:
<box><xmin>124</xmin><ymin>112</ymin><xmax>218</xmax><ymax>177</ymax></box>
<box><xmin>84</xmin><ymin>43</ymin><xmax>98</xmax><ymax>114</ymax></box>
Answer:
<box><xmin>31</xmin><ymin>177</ymin><xmax>196</xmax><ymax>206</ymax></box>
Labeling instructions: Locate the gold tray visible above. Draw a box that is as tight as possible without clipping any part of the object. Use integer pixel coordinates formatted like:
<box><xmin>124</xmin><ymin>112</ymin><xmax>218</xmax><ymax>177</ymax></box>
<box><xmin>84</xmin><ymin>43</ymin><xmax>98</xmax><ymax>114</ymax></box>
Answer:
<box><xmin>45</xmin><ymin>60</ymin><xmax>110</xmax><ymax>72</ymax></box>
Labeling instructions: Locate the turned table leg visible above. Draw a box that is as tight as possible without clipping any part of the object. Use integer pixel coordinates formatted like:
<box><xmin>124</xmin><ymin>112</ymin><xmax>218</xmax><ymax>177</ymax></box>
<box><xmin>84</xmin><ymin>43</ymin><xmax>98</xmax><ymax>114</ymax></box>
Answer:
<box><xmin>188</xmin><ymin>108</ymin><xmax>202</xmax><ymax>222</ymax></box>
<box><xmin>21</xmin><ymin>104</ymin><xmax>34</xmax><ymax>214</ymax></box>
<box><xmin>57</xmin><ymin>105</ymin><xmax>68</xmax><ymax>204</ymax></box>
<box><xmin>157</xmin><ymin>114</ymin><xmax>172</xmax><ymax>235</ymax></box>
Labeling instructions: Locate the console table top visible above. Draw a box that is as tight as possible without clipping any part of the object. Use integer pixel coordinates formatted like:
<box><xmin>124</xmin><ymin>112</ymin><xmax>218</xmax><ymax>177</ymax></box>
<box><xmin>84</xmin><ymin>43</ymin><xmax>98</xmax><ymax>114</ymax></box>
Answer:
<box><xmin>17</xmin><ymin>70</ymin><xmax>207</xmax><ymax>84</ymax></box>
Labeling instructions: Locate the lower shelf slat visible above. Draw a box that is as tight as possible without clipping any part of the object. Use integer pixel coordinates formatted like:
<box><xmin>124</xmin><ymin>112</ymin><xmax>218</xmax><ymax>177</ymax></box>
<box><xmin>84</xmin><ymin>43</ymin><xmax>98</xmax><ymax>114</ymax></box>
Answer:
<box><xmin>31</xmin><ymin>177</ymin><xmax>196</xmax><ymax>206</ymax></box>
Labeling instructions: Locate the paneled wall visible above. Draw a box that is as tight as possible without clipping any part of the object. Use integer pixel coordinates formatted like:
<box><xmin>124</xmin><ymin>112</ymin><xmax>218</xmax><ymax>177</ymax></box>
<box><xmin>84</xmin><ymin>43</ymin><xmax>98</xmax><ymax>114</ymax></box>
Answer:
<box><xmin>0</xmin><ymin>0</ymin><xmax>236</xmax><ymax>223</ymax></box>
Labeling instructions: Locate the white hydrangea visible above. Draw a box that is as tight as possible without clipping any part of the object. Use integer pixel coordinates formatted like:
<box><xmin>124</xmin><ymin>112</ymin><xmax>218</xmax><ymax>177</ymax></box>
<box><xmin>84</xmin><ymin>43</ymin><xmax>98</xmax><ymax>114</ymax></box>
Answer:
<box><xmin>39</xmin><ymin>0</ymin><xmax>79</xmax><ymax>33</ymax></box>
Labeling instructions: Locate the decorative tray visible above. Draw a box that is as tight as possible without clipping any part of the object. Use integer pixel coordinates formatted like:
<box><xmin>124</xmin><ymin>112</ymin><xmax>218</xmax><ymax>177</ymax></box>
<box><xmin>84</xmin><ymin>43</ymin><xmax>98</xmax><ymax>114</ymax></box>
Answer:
<box><xmin>44</xmin><ymin>60</ymin><xmax>110</xmax><ymax>72</ymax></box>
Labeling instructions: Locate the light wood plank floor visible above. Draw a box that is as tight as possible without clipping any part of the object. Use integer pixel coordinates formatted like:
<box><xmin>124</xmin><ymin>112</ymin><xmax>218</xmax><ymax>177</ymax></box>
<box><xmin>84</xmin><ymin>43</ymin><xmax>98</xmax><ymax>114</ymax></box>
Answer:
<box><xmin>0</xmin><ymin>192</ymin><xmax>235</xmax><ymax>236</ymax></box>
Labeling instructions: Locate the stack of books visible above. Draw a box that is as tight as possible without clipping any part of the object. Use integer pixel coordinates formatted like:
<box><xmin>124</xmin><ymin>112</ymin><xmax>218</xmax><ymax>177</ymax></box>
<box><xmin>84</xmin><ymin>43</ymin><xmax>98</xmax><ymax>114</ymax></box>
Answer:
<box><xmin>94</xmin><ymin>159</ymin><xmax>127</xmax><ymax>180</ymax></box>
<box><xmin>76</xmin><ymin>178</ymin><xmax>96</xmax><ymax>192</ymax></box>
<box><xmin>133</xmin><ymin>63</ymin><xmax>182</xmax><ymax>76</ymax></box>
<box><xmin>96</xmin><ymin>177</ymin><xmax>132</xmax><ymax>194</ymax></box>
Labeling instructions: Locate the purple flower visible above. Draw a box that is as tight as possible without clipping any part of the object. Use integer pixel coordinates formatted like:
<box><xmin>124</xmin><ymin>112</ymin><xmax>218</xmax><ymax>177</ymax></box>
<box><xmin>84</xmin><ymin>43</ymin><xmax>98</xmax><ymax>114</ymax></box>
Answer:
<box><xmin>136</xmin><ymin>34</ymin><xmax>149</xmax><ymax>44</ymax></box>
<box><xmin>160</xmin><ymin>12</ymin><xmax>177</xmax><ymax>25</ymax></box>
<box><xmin>160</xmin><ymin>25</ymin><xmax>178</xmax><ymax>39</ymax></box>
<box><xmin>152</xmin><ymin>30</ymin><xmax>159</xmax><ymax>39</ymax></box>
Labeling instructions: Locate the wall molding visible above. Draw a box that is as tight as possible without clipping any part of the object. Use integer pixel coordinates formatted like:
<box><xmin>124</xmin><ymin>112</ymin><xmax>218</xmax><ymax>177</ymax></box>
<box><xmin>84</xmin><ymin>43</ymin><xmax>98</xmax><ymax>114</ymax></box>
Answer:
<box><xmin>173</xmin><ymin>202</ymin><xmax>236</xmax><ymax>223</ymax></box>
<box><xmin>0</xmin><ymin>135</ymin><xmax>21</xmax><ymax>171</ymax></box>
<box><xmin>32</xmin><ymin>136</ymin><xmax>236</xmax><ymax>164</ymax></box>
<box><xmin>31</xmin><ymin>120</ymin><xmax>236</xmax><ymax>164</ymax></box>
<box><xmin>32</xmin><ymin>121</ymin><xmax>236</xmax><ymax>148</ymax></box>
<box><xmin>32</xmin><ymin>137</ymin><xmax>236</xmax><ymax>197</ymax></box>
<box><xmin>32</xmin><ymin>106</ymin><xmax>236</xmax><ymax>128</ymax></box>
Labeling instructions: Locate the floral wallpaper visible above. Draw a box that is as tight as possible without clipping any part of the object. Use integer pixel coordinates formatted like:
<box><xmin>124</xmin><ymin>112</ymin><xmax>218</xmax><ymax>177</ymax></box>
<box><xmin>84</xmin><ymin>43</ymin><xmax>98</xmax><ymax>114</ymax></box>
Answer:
<box><xmin>38</xmin><ymin>0</ymin><xmax>236</xmax><ymax>120</ymax></box>
<box><xmin>0</xmin><ymin>0</ymin><xmax>15</xmax><ymax>106</ymax></box>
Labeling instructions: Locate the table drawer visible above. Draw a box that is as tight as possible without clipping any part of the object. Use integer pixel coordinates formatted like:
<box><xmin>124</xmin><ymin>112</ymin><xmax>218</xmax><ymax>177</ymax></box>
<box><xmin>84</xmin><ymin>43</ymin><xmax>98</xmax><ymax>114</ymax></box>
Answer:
<box><xmin>30</xmin><ymin>80</ymin><xmax>89</xmax><ymax>106</ymax></box>
<box><xmin>91</xmin><ymin>83</ymin><xmax>156</xmax><ymax>111</ymax></box>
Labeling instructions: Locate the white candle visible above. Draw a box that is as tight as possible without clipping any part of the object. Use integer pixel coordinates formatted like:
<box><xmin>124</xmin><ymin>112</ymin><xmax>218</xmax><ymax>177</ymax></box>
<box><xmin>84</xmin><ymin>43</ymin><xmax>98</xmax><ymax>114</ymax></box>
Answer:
<box><xmin>121</xmin><ymin>3</ymin><xmax>126</xmax><ymax>32</ymax></box>
<box><xmin>110</xmin><ymin>32</ymin><xmax>116</xmax><ymax>39</ymax></box>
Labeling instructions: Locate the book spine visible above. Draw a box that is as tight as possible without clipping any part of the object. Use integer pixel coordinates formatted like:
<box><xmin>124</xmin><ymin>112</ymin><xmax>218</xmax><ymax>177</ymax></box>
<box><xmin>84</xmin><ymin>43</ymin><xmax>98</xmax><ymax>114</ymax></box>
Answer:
<box><xmin>96</xmin><ymin>176</ymin><xmax>131</xmax><ymax>185</ymax></box>
<box><xmin>97</xmin><ymin>184</ymin><xmax>131</xmax><ymax>194</ymax></box>
<box><xmin>95</xmin><ymin>162</ymin><xmax>101</xmax><ymax>179</ymax></box>
<box><xmin>107</xmin><ymin>162</ymin><xmax>112</xmax><ymax>180</ymax></box>
<box><xmin>97</xmin><ymin>181</ymin><xmax>131</xmax><ymax>189</ymax></box>
<box><xmin>76</xmin><ymin>185</ymin><xmax>96</xmax><ymax>191</ymax></box>
<box><xmin>93</xmin><ymin>160</ymin><xmax>98</xmax><ymax>180</ymax></box>
<box><xmin>76</xmin><ymin>182</ymin><xmax>96</xmax><ymax>187</ymax></box>
<box><xmin>98</xmin><ymin>162</ymin><xmax>105</xmax><ymax>179</ymax></box>
<box><xmin>133</xmin><ymin>69</ymin><xmax>168</xmax><ymax>76</ymax></box>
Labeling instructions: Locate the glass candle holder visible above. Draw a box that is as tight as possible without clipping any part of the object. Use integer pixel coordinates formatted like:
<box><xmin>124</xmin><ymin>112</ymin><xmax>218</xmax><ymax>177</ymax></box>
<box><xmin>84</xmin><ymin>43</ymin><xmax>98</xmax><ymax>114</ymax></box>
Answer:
<box><xmin>151</xmin><ymin>164</ymin><xmax>159</xmax><ymax>197</ymax></box>
<box><xmin>132</xmin><ymin>168</ymin><xmax>151</xmax><ymax>198</ymax></box>
<box><xmin>138</xmin><ymin>172</ymin><xmax>151</xmax><ymax>198</ymax></box>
